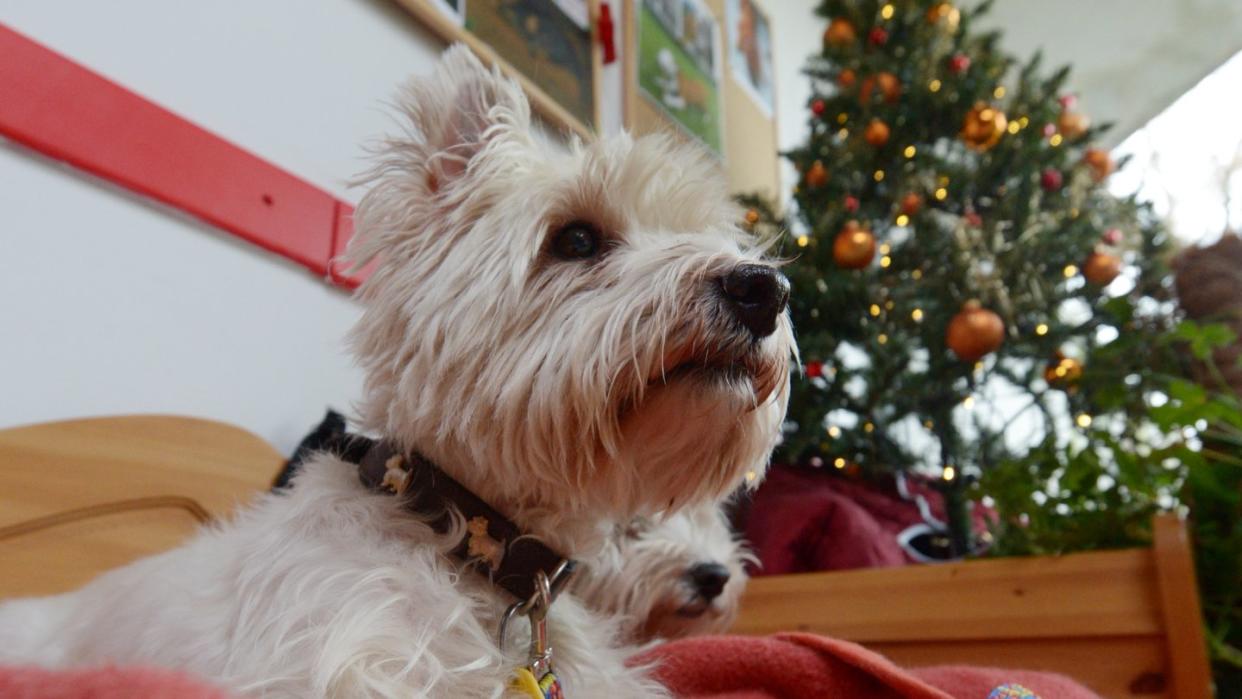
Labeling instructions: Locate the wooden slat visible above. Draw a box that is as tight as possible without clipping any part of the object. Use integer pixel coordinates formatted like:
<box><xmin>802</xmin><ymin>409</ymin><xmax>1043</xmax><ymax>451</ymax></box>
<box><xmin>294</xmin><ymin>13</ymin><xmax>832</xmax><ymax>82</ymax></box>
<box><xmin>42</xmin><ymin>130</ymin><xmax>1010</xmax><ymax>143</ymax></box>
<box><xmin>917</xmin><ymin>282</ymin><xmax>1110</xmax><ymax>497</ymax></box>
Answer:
<box><xmin>735</xmin><ymin>548</ymin><xmax>1163</xmax><ymax>641</ymax></box>
<box><xmin>1152</xmin><ymin>514</ymin><xmax>1213</xmax><ymax>699</ymax></box>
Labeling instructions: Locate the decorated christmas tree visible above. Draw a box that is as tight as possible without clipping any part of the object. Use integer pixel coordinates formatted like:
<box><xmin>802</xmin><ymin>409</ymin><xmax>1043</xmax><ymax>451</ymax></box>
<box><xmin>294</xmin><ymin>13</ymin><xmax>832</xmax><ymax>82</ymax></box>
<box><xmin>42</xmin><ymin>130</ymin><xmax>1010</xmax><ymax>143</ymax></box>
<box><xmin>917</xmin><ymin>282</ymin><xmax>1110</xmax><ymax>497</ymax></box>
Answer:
<box><xmin>742</xmin><ymin>0</ymin><xmax>1184</xmax><ymax>555</ymax></box>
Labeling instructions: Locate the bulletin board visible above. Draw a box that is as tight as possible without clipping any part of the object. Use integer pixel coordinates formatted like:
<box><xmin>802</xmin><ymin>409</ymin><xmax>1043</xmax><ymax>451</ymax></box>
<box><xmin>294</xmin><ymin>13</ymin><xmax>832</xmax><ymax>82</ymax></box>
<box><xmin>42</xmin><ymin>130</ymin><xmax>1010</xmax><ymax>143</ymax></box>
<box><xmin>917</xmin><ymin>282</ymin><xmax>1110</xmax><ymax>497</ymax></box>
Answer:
<box><xmin>624</xmin><ymin>0</ymin><xmax>780</xmax><ymax>197</ymax></box>
<box><xmin>392</xmin><ymin>0</ymin><xmax>602</xmax><ymax>140</ymax></box>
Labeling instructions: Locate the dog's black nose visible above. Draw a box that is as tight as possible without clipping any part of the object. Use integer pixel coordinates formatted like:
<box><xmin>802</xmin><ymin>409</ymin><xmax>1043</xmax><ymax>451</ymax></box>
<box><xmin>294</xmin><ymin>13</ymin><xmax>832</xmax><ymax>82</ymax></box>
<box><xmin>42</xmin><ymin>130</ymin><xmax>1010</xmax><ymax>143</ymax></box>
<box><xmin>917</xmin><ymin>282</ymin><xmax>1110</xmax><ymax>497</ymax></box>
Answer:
<box><xmin>720</xmin><ymin>264</ymin><xmax>790</xmax><ymax>338</ymax></box>
<box><xmin>687</xmin><ymin>562</ymin><xmax>731</xmax><ymax>601</ymax></box>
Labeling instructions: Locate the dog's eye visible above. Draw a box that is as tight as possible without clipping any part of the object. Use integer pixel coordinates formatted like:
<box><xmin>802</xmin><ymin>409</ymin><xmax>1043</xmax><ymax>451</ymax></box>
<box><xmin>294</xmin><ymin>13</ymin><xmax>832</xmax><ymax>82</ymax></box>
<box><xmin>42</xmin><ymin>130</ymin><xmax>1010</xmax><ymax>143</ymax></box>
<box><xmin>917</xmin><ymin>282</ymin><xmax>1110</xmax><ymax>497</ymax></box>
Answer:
<box><xmin>551</xmin><ymin>222</ymin><xmax>601</xmax><ymax>260</ymax></box>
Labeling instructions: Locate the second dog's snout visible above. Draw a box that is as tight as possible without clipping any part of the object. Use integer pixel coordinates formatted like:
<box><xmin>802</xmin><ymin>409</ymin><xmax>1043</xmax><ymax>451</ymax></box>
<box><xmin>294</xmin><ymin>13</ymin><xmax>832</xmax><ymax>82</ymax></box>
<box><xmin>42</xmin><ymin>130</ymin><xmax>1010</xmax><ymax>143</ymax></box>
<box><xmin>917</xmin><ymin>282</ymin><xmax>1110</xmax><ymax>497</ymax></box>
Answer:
<box><xmin>720</xmin><ymin>264</ymin><xmax>790</xmax><ymax>338</ymax></box>
<box><xmin>687</xmin><ymin>562</ymin><xmax>731</xmax><ymax>601</ymax></box>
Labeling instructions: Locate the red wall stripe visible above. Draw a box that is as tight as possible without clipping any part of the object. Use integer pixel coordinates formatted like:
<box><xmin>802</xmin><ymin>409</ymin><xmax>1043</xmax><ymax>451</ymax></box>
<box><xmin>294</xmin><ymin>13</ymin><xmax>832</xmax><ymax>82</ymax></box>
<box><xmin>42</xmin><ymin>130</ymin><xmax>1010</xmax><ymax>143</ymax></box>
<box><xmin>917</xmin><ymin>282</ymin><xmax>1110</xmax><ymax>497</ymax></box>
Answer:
<box><xmin>0</xmin><ymin>24</ymin><xmax>369</xmax><ymax>286</ymax></box>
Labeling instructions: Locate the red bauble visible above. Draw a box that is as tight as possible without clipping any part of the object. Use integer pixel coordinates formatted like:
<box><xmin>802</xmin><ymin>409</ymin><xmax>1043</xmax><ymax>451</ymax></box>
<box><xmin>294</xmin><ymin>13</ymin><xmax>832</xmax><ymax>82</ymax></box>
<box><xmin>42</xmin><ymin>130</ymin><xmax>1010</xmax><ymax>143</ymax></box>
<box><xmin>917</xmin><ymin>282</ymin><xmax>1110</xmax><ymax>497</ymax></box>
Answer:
<box><xmin>806</xmin><ymin>361</ymin><xmax>824</xmax><ymax>378</ymax></box>
<box><xmin>1040</xmin><ymin>168</ymin><xmax>1064</xmax><ymax>192</ymax></box>
<box><xmin>900</xmin><ymin>192</ymin><xmax>924</xmax><ymax>216</ymax></box>
<box><xmin>948</xmin><ymin>53</ymin><xmax>971</xmax><ymax>74</ymax></box>
<box><xmin>843</xmin><ymin>195</ymin><xmax>860</xmax><ymax>213</ymax></box>
<box><xmin>946</xmin><ymin>301</ymin><xmax>1005</xmax><ymax>362</ymax></box>
<box><xmin>1042</xmin><ymin>123</ymin><xmax>1057</xmax><ymax>137</ymax></box>
<box><xmin>1102</xmin><ymin>228</ymin><xmax>1123</xmax><ymax>245</ymax></box>
<box><xmin>868</xmin><ymin>27</ymin><xmax>889</xmax><ymax>46</ymax></box>
<box><xmin>811</xmin><ymin>99</ymin><xmax>826</xmax><ymax>116</ymax></box>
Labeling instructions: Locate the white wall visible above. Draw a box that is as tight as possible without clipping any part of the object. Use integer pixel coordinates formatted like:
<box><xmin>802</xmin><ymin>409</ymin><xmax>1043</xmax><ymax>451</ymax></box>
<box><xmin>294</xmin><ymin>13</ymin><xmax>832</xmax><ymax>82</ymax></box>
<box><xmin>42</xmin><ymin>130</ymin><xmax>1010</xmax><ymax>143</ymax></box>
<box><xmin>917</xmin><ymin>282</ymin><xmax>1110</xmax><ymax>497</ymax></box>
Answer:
<box><xmin>1</xmin><ymin>0</ymin><xmax>454</xmax><ymax>452</ymax></box>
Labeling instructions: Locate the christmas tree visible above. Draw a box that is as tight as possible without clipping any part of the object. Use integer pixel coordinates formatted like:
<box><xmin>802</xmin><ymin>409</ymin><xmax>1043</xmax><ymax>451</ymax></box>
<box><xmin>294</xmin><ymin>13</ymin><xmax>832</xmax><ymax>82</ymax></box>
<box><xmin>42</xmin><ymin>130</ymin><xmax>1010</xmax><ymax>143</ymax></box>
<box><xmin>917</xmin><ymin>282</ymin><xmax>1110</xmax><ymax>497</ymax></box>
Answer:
<box><xmin>742</xmin><ymin>0</ymin><xmax>1183</xmax><ymax>555</ymax></box>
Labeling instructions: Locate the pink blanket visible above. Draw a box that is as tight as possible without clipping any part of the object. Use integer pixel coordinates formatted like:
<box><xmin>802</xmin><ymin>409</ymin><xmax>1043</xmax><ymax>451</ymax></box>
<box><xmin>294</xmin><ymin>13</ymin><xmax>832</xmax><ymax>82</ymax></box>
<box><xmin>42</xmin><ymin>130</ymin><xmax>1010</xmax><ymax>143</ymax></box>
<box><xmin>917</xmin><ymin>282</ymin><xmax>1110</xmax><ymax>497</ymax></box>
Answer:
<box><xmin>1</xmin><ymin>635</ymin><xmax>1098</xmax><ymax>698</ymax></box>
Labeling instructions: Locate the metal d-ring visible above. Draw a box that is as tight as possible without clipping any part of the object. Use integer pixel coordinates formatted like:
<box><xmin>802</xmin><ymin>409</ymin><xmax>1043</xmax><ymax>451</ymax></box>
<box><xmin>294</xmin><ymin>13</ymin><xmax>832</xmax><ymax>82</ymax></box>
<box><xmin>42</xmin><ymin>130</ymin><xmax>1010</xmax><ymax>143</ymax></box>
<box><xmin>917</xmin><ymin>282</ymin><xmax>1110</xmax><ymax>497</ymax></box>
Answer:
<box><xmin>496</xmin><ymin>559</ymin><xmax>578</xmax><ymax>653</ymax></box>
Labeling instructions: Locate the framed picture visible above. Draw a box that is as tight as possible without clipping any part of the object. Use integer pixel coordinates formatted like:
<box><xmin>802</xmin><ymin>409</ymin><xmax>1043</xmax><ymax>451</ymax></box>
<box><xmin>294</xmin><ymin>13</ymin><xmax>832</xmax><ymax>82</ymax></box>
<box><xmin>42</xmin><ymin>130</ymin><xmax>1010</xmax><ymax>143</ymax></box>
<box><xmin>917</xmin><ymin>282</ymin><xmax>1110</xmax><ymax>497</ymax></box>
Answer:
<box><xmin>392</xmin><ymin>0</ymin><xmax>599</xmax><ymax>138</ymax></box>
<box><xmin>635</xmin><ymin>0</ymin><xmax>724</xmax><ymax>154</ymax></box>
<box><xmin>724</xmin><ymin>0</ymin><xmax>773</xmax><ymax>115</ymax></box>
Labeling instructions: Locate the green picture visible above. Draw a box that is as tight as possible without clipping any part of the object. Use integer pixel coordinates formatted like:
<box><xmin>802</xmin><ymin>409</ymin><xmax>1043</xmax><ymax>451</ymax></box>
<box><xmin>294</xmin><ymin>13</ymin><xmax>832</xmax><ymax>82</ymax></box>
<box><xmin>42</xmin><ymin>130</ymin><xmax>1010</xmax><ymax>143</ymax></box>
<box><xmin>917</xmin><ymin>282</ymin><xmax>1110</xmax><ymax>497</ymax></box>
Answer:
<box><xmin>637</xmin><ymin>0</ymin><xmax>723</xmax><ymax>154</ymax></box>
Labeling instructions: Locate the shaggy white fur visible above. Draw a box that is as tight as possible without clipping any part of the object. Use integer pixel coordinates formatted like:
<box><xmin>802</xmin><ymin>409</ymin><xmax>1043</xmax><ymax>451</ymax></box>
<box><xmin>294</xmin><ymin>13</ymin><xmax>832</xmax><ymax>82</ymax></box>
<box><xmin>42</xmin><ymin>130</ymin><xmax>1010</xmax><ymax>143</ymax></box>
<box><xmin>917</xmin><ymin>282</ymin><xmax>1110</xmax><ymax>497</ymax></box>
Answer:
<box><xmin>573</xmin><ymin>504</ymin><xmax>754</xmax><ymax>644</ymax></box>
<box><xmin>0</xmin><ymin>45</ymin><xmax>794</xmax><ymax>698</ymax></box>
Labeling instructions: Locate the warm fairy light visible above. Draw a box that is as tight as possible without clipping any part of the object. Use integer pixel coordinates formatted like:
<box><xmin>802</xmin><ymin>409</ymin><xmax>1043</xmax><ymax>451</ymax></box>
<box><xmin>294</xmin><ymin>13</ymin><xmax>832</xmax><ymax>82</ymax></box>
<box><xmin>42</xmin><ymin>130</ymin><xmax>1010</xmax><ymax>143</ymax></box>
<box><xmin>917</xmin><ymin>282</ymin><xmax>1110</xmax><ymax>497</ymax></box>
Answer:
<box><xmin>937</xmin><ymin>175</ymin><xmax>950</xmax><ymax>186</ymax></box>
<box><xmin>870</xmin><ymin>304</ymin><xmax>882</xmax><ymax>316</ymax></box>
<box><xmin>974</xmin><ymin>361</ymin><xmax>984</xmax><ymax>372</ymax></box>
<box><xmin>878</xmin><ymin>333</ymin><xmax>889</xmax><ymax>344</ymax></box>
<box><xmin>797</xmin><ymin>235</ymin><xmax>810</xmax><ymax>247</ymax></box>
<box><xmin>993</xmin><ymin>85</ymin><xmax>1007</xmax><ymax>99</ymax></box>
<box><xmin>838</xmin><ymin>128</ymin><xmax>850</xmax><ymax>139</ymax></box>
<box><xmin>837</xmin><ymin>113</ymin><xmax>849</xmax><ymax>124</ymax></box>
<box><xmin>874</xmin><ymin>169</ymin><xmax>886</xmax><ymax>182</ymax></box>
<box><xmin>929</xmin><ymin>79</ymin><xmax>942</xmax><ymax>92</ymax></box>
<box><xmin>1049</xmin><ymin>134</ymin><xmax>1063</xmax><ymax>147</ymax></box>
<box><xmin>924</xmin><ymin>420</ymin><xmax>935</xmax><ymax>429</ymax></box>
<box><xmin>934</xmin><ymin>187</ymin><xmax>948</xmax><ymax>201</ymax></box>
<box><xmin>885</xmin><ymin>300</ymin><xmax>895</xmax><ymax>310</ymax></box>
<box><xmin>1076</xmin><ymin>413</ymin><xmax>1093</xmax><ymax>428</ymax></box>
<box><xmin>879</xmin><ymin>243</ymin><xmax>892</xmax><ymax>255</ymax></box>
<box><xmin>1069</xmin><ymin>208</ymin><xmax>1080</xmax><ymax>218</ymax></box>
<box><xmin>963</xmin><ymin>395</ymin><xmax>975</xmax><ymax>408</ymax></box>
<box><xmin>943</xmin><ymin>465</ymin><xmax>957</xmax><ymax>481</ymax></box>
<box><xmin>895</xmin><ymin>214</ymin><xmax>910</xmax><ymax>226</ymax></box>
<box><xmin>1063</xmin><ymin>264</ymin><xmax>1078</xmax><ymax>277</ymax></box>
<box><xmin>828</xmin><ymin>425</ymin><xmax>842</xmax><ymax>438</ymax></box>
<box><xmin>745</xmin><ymin>470</ymin><xmax>757</xmax><ymax>482</ymax></box>
<box><xmin>834</xmin><ymin>457</ymin><xmax>847</xmax><ymax>469</ymax></box>
<box><xmin>911</xmin><ymin>269</ymin><xmax>923</xmax><ymax>279</ymax></box>
<box><xmin>911</xmin><ymin>308</ymin><xmax>924</xmax><ymax>322</ymax></box>
<box><xmin>864</xmin><ymin>421</ymin><xmax>875</xmax><ymax>433</ymax></box>
<box><xmin>1007</xmin><ymin>121</ymin><xmax>1020</xmax><ymax>134</ymax></box>
<box><xmin>880</xmin><ymin>255</ymin><xmax>892</xmax><ymax>268</ymax></box>
<box><xmin>903</xmin><ymin>145</ymin><xmax>917</xmax><ymax>158</ymax></box>
<box><xmin>1035</xmin><ymin>323</ymin><xmax>1049</xmax><ymax>336</ymax></box>
<box><xmin>1018</xmin><ymin>116</ymin><xmax>1030</xmax><ymax>127</ymax></box>
<box><xmin>881</xmin><ymin>3</ymin><xmax>895</xmax><ymax>19</ymax></box>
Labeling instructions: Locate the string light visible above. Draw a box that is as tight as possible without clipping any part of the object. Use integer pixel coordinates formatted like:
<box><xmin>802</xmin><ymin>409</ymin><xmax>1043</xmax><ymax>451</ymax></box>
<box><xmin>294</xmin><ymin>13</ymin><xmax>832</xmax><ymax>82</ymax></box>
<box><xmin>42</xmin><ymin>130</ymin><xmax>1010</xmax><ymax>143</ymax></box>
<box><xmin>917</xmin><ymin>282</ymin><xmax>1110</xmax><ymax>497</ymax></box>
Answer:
<box><xmin>1076</xmin><ymin>413</ymin><xmax>1093</xmax><ymax>428</ymax></box>
<box><xmin>870</xmin><ymin>303</ymin><xmax>882</xmax><ymax>316</ymax></box>
<box><xmin>797</xmin><ymin>235</ymin><xmax>810</xmax><ymax>247</ymax></box>
<box><xmin>911</xmin><ymin>269</ymin><xmax>923</xmax><ymax>280</ymax></box>
<box><xmin>828</xmin><ymin>425</ymin><xmax>842</xmax><ymax>438</ymax></box>
<box><xmin>880</xmin><ymin>3</ymin><xmax>895</xmax><ymax>19</ymax></box>
<box><xmin>885</xmin><ymin>300</ymin><xmax>895</xmax><ymax>310</ymax></box>
<box><xmin>834</xmin><ymin>457</ymin><xmax>847</xmax><ymax>469</ymax></box>
<box><xmin>864</xmin><ymin>421</ymin><xmax>875</xmax><ymax>433</ymax></box>
<box><xmin>1063</xmin><ymin>264</ymin><xmax>1078</xmax><ymax>277</ymax></box>
<box><xmin>1035</xmin><ymin>323</ymin><xmax>1049</xmax><ymax>336</ymax></box>
<box><xmin>880</xmin><ymin>255</ymin><xmax>892</xmax><ymax>268</ymax></box>
<box><xmin>1006</xmin><ymin>121</ymin><xmax>1020</xmax><ymax>134</ymax></box>
<box><xmin>963</xmin><ymin>395</ymin><xmax>975</xmax><ymax>408</ymax></box>
<box><xmin>934</xmin><ymin>187</ymin><xmax>948</xmax><ymax>200</ymax></box>
<box><xmin>874</xmin><ymin>169</ymin><xmax>886</xmax><ymax>182</ymax></box>
<box><xmin>929</xmin><ymin>79</ymin><xmax>942</xmax><ymax>92</ymax></box>
<box><xmin>838</xmin><ymin>128</ymin><xmax>850</xmax><ymax>139</ymax></box>
<box><xmin>911</xmin><ymin>308</ymin><xmax>924</xmax><ymax>322</ymax></box>
<box><xmin>903</xmin><ymin>145</ymin><xmax>917</xmax><ymax>158</ymax></box>
<box><xmin>924</xmin><ymin>419</ymin><xmax>935</xmax><ymax>429</ymax></box>
<box><xmin>879</xmin><ymin>243</ymin><xmax>892</xmax><ymax>255</ymax></box>
<box><xmin>895</xmin><ymin>214</ymin><xmax>910</xmax><ymax>226</ymax></box>
<box><xmin>993</xmin><ymin>85</ymin><xmax>1007</xmax><ymax>99</ymax></box>
<box><xmin>878</xmin><ymin>333</ymin><xmax>889</xmax><ymax>344</ymax></box>
<box><xmin>943</xmin><ymin>465</ymin><xmax>956</xmax><ymax>481</ymax></box>
<box><xmin>1049</xmin><ymin>134</ymin><xmax>1063</xmax><ymax>147</ymax></box>
<box><xmin>1018</xmin><ymin>116</ymin><xmax>1030</xmax><ymax>127</ymax></box>
<box><xmin>837</xmin><ymin>113</ymin><xmax>849</xmax><ymax>124</ymax></box>
<box><xmin>745</xmin><ymin>470</ymin><xmax>758</xmax><ymax>482</ymax></box>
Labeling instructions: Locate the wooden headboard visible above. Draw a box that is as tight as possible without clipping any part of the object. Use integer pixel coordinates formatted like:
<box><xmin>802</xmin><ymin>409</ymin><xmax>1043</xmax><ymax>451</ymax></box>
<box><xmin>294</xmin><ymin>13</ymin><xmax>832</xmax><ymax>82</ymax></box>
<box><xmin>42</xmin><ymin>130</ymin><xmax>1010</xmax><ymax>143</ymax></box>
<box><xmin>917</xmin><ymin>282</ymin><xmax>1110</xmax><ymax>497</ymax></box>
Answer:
<box><xmin>0</xmin><ymin>415</ymin><xmax>281</xmax><ymax>598</ymax></box>
<box><xmin>733</xmin><ymin>515</ymin><xmax>1212</xmax><ymax>699</ymax></box>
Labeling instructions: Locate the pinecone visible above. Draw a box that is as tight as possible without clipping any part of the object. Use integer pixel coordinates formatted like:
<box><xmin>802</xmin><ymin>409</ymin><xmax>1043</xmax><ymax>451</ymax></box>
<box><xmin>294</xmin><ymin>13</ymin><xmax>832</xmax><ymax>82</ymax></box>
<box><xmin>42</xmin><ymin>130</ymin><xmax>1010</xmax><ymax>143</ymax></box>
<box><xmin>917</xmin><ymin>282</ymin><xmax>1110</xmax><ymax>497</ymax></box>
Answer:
<box><xmin>1173</xmin><ymin>233</ymin><xmax>1242</xmax><ymax>396</ymax></box>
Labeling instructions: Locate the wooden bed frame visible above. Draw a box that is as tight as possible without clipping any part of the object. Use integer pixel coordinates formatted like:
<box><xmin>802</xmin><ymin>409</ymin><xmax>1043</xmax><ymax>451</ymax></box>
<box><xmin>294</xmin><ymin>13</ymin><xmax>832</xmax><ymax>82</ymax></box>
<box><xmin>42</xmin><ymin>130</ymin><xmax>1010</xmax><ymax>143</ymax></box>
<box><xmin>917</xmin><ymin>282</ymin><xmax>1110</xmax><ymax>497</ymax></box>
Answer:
<box><xmin>0</xmin><ymin>415</ymin><xmax>1214</xmax><ymax>697</ymax></box>
<box><xmin>733</xmin><ymin>515</ymin><xmax>1213</xmax><ymax>699</ymax></box>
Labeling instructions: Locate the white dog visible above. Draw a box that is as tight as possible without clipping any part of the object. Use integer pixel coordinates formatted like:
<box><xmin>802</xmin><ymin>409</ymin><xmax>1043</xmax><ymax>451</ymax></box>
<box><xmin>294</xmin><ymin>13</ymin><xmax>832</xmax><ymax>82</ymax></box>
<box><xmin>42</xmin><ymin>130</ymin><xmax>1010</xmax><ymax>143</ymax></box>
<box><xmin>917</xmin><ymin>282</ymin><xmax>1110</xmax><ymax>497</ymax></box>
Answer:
<box><xmin>0</xmin><ymin>46</ymin><xmax>794</xmax><ymax>698</ymax></box>
<box><xmin>574</xmin><ymin>504</ymin><xmax>753</xmax><ymax>645</ymax></box>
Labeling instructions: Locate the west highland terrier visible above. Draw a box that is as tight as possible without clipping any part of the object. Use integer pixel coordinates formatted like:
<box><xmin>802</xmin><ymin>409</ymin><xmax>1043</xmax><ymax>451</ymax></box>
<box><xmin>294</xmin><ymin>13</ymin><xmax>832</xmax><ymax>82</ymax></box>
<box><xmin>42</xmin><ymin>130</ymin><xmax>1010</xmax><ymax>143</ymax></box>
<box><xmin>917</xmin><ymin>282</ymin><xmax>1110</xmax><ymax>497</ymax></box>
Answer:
<box><xmin>574</xmin><ymin>504</ymin><xmax>754</xmax><ymax>645</ymax></box>
<box><xmin>0</xmin><ymin>46</ymin><xmax>794</xmax><ymax>697</ymax></box>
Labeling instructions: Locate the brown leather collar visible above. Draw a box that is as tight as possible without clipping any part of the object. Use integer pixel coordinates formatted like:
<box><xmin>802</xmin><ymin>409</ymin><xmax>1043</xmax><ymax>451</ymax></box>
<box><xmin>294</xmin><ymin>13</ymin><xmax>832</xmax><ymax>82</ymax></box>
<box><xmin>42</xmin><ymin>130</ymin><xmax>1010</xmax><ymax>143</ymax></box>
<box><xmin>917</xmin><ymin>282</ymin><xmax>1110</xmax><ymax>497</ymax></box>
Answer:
<box><xmin>352</xmin><ymin>439</ymin><xmax>575</xmax><ymax>602</ymax></box>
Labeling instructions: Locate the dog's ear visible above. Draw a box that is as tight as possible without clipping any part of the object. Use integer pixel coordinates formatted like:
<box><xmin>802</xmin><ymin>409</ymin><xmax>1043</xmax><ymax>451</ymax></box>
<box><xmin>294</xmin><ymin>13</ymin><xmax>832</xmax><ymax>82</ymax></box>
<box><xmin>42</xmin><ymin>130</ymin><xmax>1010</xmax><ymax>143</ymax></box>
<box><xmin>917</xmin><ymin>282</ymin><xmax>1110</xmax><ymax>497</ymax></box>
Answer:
<box><xmin>399</xmin><ymin>44</ymin><xmax>532</xmax><ymax>191</ymax></box>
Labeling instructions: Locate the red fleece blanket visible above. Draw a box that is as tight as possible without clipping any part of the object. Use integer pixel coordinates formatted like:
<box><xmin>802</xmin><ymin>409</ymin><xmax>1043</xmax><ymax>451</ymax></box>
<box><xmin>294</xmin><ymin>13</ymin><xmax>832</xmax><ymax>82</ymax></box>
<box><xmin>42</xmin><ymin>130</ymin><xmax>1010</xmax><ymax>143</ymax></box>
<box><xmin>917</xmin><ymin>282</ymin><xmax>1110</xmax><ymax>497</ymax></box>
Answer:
<box><xmin>1</xmin><ymin>635</ymin><xmax>1098</xmax><ymax>698</ymax></box>
<box><xmin>635</xmin><ymin>634</ymin><xmax>1099</xmax><ymax>699</ymax></box>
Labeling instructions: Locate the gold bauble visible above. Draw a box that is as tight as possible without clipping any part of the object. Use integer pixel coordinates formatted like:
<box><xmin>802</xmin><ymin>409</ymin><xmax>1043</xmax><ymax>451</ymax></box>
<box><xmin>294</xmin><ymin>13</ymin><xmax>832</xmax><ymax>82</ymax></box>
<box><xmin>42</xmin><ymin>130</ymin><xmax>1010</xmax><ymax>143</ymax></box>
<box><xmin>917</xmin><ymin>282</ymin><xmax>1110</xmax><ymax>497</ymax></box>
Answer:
<box><xmin>837</xmin><ymin>68</ymin><xmax>858</xmax><ymax>89</ymax></box>
<box><xmin>824</xmin><ymin>18</ymin><xmax>857</xmax><ymax>46</ymax></box>
<box><xmin>946</xmin><ymin>300</ymin><xmax>1004</xmax><ymax>361</ymax></box>
<box><xmin>860</xmin><ymin>72</ymin><xmax>901</xmax><ymax>104</ymax></box>
<box><xmin>1082</xmin><ymin>148</ymin><xmax>1114</xmax><ymax>182</ymax></box>
<box><xmin>833</xmin><ymin>221</ymin><xmax>876</xmax><ymax>269</ymax></box>
<box><xmin>960</xmin><ymin>102</ymin><xmax>1008</xmax><ymax>151</ymax></box>
<box><xmin>864</xmin><ymin>119</ymin><xmax>891</xmax><ymax>147</ymax></box>
<box><xmin>805</xmin><ymin>160</ymin><xmax>829</xmax><ymax>188</ymax></box>
<box><xmin>1057</xmin><ymin>111</ymin><xmax>1090</xmax><ymax>139</ymax></box>
<box><xmin>925</xmin><ymin>3</ymin><xmax>961</xmax><ymax>32</ymax></box>
<box><xmin>1043</xmin><ymin>352</ymin><xmax>1084</xmax><ymax>388</ymax></box>
<box><xmin>1083</xmin><ymin>251</ymin><xmax>1122</xmax><ymax>286</ymax></box>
